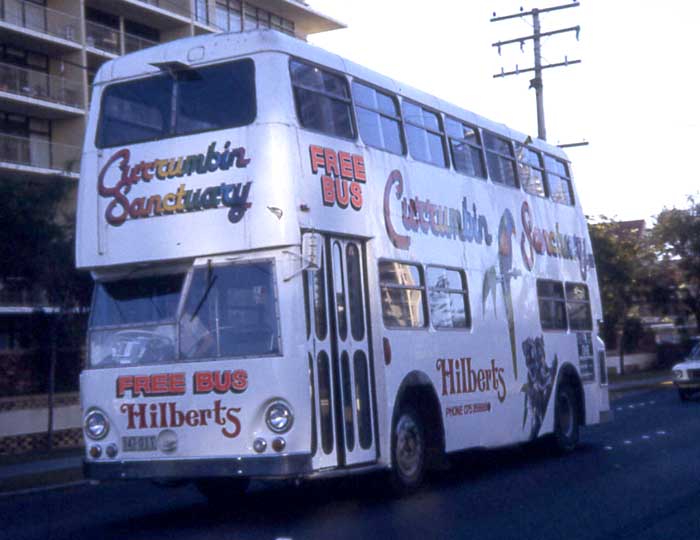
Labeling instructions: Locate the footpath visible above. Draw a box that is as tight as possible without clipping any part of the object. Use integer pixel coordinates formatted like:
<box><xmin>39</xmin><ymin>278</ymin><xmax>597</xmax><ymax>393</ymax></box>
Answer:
<box><xmin>0</xmin><ymin>370</ymin><xmax>674</xmax><ymax>496</ymax></box>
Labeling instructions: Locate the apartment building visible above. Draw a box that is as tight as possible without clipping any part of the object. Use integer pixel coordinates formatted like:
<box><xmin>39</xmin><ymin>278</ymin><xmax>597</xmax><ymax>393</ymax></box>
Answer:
<box><xmin>0</xmin><ymin>0</ymin><xmax>342</xmax><ymax>455</ymax></box>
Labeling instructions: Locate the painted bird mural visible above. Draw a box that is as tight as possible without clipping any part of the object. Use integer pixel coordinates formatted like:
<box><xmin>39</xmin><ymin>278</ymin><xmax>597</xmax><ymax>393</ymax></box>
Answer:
<box><xmin>482</xmin><ymin>209</ymin><xmax>519</xmax><ymax>379</ymax></box>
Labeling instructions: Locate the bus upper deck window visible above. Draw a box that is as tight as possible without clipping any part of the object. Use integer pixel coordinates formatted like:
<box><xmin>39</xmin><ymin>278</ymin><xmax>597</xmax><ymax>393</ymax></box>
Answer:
<box><xmin>290</xmin><ymin>60</ymin><xmax>354</xmax><ymax>139</ymax></box>
<box><xmin>96</xmin><ymin>58</ymin><xmax>255</xmax><ymax>148</ymax></box>
<box><xmin>352</xmin><ymin>81</ymin><xmax>404</xmax><ymax>155</ymax></box>
<box><xmin>445</xmin><ymin>117</ymin><xmax>486</xmax><ymax>179</ymax></box>
<box><xmin>402</xmin><ymin>101</ymin><xmax>448</xmax><ymax>168</ymax></box>
<box><xmin>515</xmin><ymin>144</ymin><xmax>546</xmax><ymax>198</ymax></box>
<box><xmin>483</xmin><ymin>132</ymin><xmax>518</xmax><ymax>188</ymax></box>
<box><xmin>544</xmin><ymin>155</ymin><xmax>574</xmax><ymax>206</ymax></box>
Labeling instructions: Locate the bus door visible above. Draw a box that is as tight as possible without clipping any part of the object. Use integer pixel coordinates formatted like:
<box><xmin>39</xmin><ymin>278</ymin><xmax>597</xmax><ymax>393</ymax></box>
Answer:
<box><xmin>305</xmin><ymin>235</ymin><xmax>377</xmax><ymax>470</ymax></box>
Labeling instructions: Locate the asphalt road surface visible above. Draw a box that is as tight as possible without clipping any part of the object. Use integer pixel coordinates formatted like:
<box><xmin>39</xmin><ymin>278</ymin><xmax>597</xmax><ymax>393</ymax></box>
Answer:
<box><xmin>3</xmin><ymin>386</ymin><xmax>698</xmax><ymax>540</ymax></box>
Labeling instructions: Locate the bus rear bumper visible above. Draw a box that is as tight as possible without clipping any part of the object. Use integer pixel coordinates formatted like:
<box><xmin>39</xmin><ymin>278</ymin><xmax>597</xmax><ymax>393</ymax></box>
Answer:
<box><xmin>84</xmin><ymin>453</ymin><xmax>312</xmax><ymax>481</ymax></box>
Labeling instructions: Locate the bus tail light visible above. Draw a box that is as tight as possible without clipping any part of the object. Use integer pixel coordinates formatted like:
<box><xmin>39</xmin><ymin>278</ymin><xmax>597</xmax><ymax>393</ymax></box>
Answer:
<box><xmin>383</xmin><ymin>337</ymin><xmax>392</xmax><ymax>366</ymax></box>
<box><xmin>598</xmin><ymin>351</ymin><xmax>608</xmax><ymax>385</ymax></box>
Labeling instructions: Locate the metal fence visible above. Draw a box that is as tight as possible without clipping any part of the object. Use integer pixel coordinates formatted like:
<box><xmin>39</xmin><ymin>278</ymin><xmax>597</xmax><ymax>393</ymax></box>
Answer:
<box><xmin>0</xmin><ymin>132</ymin><xmax>81</xmax><ymax>173</ymax></box>
<box><xmin>0</xmin><ymin>62</ymin><xmax>83</xmax><ymax>108</ymax></box>
<box><xmin>0</xmin><ymin>0</ymin><xmax>81</xmax><ymax>42</ymax></box>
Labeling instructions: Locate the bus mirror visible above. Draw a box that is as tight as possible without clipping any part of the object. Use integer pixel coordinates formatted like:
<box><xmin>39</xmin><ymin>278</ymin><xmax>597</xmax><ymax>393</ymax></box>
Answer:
<box><xmin>302</xmin><ymin>233</ymin><xmax>321</xmax><ymax>270</ymax></box>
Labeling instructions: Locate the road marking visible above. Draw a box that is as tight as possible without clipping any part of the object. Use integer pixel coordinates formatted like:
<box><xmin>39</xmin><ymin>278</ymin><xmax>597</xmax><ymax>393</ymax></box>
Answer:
<box><xmin>641</xmin><ymin>435</ymin><xmax>650</xmax><ymax>440</ymax></box>
<box><xmin>656</xmin><ymin>430</ymin><xmax>667</xmax><ymax>435</ymax></box>
<box><xmin>623</xmin><ymin>440</ymin><xmax>632</xmax><ymax>445</ymax></box>
<box><xmin>604</xmin><ymin>446</ymin><xmax>614</xmax><ymax>451</ymax></box>
<box><xmin>0</xmin><ymin>480</ymin><xmax>90</xmax><ymax>499</ymax></box>
<box><xmin>616</xmin><ymin>407</ymin><xmax>623</xmax><ymax>411</ymax></box>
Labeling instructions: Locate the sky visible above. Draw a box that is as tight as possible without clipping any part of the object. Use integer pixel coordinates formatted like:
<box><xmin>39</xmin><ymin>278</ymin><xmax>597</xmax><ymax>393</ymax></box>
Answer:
<box><xmin>309</xmin><ymin>0</ymin><xmax>700</xmax><ymax>223</ymax></box>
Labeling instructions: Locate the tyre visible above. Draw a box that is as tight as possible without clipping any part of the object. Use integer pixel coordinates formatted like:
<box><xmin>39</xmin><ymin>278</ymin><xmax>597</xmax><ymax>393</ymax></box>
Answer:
<box><xmin>551</xmin><ymin>384</ymin><xmax>579</xmax><ymax>453</ymax></box>
<box><xmin>196</xmin><ymin>477</ymin><xmax>250</xmax><ymax>503</ymax></box>
<box><xmin>390</xmin><ymin>405</ymin><xmax>426</xmax><ymax>494</ymax></box>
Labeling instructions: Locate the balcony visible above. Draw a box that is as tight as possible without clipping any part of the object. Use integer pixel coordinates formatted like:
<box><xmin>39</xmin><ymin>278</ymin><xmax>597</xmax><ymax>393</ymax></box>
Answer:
<box><xmin>0</xmin><ymin>132</ymin><xmax>80</xmax><ymax>178</ymax></box>
<box><xmin>85</xmin><ymin>20</ymin><xmax>120</xmax><ymax>55</ymax></box>
<box><xmin>0</xmin><ymin>0</ymin><xmax>81</xmax><ymax>48</ymax></box>
<box><xmin>86</xmin><ymin>20</ymin><xmax>158</xmax><ymax>56</ymax></box>
<box><xmin>0</xmin><ymin>63</ymin><xmax>82</xmax><ymax>110</ymax></box>
<box><xmin>91</xmin><ymin>0</ymin><xmax>190</xmax><ymax>29</ymax></box>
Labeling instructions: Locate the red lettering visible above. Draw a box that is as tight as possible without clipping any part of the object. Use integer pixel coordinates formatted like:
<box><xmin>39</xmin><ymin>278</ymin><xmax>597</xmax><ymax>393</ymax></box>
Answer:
<box><xmin>116</xmin><ymin>376</ymin><xmax>133</xmax><ymax>398</ymax></box>
<box><xmin>194</xmin><ymin>372</ymin><xmax>214</xmax><ymax>394</ymax></box>
<box><xmin>172</xmin><ymin>373</ymin><xmax>185</xmax><ymax>394</ymax></box>
<box><xmin>352</xmin><ymin>155</ymin><xmax>366</xmax><ymax>182</ymax></box>
<box><xmin>338</xmin><ymin>151</ymin><xmax>354</xmax><ymax>179</ymax></box>
<box><xmin>321</xmin><ymin>175</ymin><xmax>335</xmax><ymax>206</ymax></box>
<box><xmin>323</xmin><ymin>148</ymin><xmax>339</xmax><ymax>177</ymax></box>
<box><xmin>151</xmin><ymin>373</ymin><xmax>167</xmax><ymax>394</ymax></box>
<box><xmin>133</xmin><ymin>375</ymin><xmax>149</xmax><ymax>397</ymax></box>
<box><xmin>335</xmin><ymin>179</ymin><xmax>350</xmax><ymax>208</ymax></box>
<box><xmin>222</xmin><ymin>407</ymin><xmax>242</xmax><ymax>438</ymax></box>
<box><xmin>350</xmin><ymin>182</ymin><xmax>363</xmax><ymax>210</ymax></box>
<box><xmin>232</xmin><ymin>370</ymin><xmax>248</xmax><ymax>392</ymax></box>
<box><xmin>309</xmin><ymin>145</ymin><xmax>325</xmax><ymax>174</ymax></box>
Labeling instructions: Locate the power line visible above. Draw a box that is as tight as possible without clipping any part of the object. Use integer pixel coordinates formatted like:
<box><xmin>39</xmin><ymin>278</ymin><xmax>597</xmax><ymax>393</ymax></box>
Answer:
<box><xmin>490</xmin><ymin>1</ymin><xmax>581</xmax><ymax>142</ymax></box>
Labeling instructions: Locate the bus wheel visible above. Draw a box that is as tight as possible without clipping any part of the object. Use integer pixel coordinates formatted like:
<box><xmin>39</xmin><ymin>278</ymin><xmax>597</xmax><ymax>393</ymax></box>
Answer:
<box><xmin>390</xmin><ymin>405</ymin><xmax>426</xmax><ymax>494</ymax></box>
<box><xmin>552</xmin><ymin>384</ymin><xmax>579</xmax><ymax>453</ymax></box>
<box><xmin>196</xmin><ymin>478</ymin><xmax>250</xmax><ymax>503</ymax></box>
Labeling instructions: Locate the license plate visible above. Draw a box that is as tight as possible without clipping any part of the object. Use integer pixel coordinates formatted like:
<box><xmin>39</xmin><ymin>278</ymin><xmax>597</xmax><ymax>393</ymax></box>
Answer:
<box><xmin>122</xmin><ymin>435</ymin><xmax>157</xmax><ymax>452</ymax></box>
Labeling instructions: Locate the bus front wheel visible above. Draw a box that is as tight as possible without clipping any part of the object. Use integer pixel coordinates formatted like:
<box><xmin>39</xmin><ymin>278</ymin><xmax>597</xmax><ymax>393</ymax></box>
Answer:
<box><xmin>551</xmin><ymin>384</ymin><xmax>580</xmax><ymax>453</ymax></box>
<box><xmin>390</xmin><ymin>405</ymin><xmax>426</xmax><ymax>494</ymax></box>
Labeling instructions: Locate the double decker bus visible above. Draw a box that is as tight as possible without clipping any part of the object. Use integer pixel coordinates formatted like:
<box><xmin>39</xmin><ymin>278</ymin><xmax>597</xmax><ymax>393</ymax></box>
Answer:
<box><xmin>77</xmin><ymin>29</ymin><xmax>611</xmax><ymax>495</ymax></box>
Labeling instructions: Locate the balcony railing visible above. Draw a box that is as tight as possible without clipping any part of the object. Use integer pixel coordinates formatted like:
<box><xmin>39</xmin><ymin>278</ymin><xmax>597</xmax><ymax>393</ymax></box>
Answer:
<box><xmin>124</xmin><ymin>33</ymin><xmax>158</xmax><ymax>54</ymax></box>
<box><xmin>85</xmin><ymin>20</ymin><xmax>120</xmax><ymax>55</ymax></box>
<box><xmin>137</xmin><ymin>0</ymin><xmax>190</xmax><ymax>18</ymax></box>
<box><xmin>0</xmin><ymin>132</ymin><xmax>81</xmax><ymax>174</ymax></box>
<box><xmin>0</xmin><ymin>62</ymin><xmax>82</xmax><ymax>109</ymax></box>
<box><xmin>0</xmin><ymin>0</ymin><xmax>81</xmax><ymax>43</ymax></box>
<box><xmin>86</xmin><ymin>20</ymin><xmax>159</xmax><ymax>55</ymax></box>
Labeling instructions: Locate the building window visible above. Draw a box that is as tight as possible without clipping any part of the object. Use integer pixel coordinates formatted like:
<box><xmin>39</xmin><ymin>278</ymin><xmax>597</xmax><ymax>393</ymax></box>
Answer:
<box><xmin>445</xmin><ymin>117</ymin><xmax>486</xmax><ymax>179</ymax></box>
<box><xmin>515</xmin><ymin>144</ymin><xmax>546</xmax><ymax>197</ymax></box>
<box><xmin>537</xmin><ymin>279</ymin><xmax>567</xmax><ymax>331</ymax></box>
<box><xmin>484</xmin><ymin>132</ymin><xmax>518</xmax><ymax>187</ymax></box>
<box><xmin>195</xmin><ymin>0</ymin><xmax>209</xmax><ymax>24</ymax></box>
<box><xmin>352</xmin><ymin>81</ymin><xmax>403</xmax><ymax>155</ymax></box>
<box><xmin>426</xmin><ymin>266</ymin><xmax>470</xmax><ymax>329</ymax></box>
<box><xmin>545</xmin><ymin>155</ymin><xmax>574</xmax><ymax>205</ymax></box>
<box><xmin>290</xmin><ymin>60</ymin><xmax>354</xmax><ymax>139</ymax></box>
<box><xmin>216</xmin><ymin>0</ymin><xmax>242</xmax><ymax>31</ymax></box>
<box><xmin>402</xmin><ymin>100</ymin><xmax>448</xmax><ymax>167</ymax></box>
<box><xmin>565</xmin><ymin>283</ymin><xmax>592</xmax><ymax>330</ymax></box>
<box><xmin>378</xmin><ymin>261</ymin><xmax>426</xmax><ymax>328</ymax></box>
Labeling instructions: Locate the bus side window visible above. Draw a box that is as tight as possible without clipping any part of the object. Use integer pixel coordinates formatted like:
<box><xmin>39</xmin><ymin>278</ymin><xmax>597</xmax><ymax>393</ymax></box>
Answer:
<box><xmin>352</xmin><ymin>81</ymin><xmax>404</xmax><ymax>155</ymax></box>
<box><xmin>445</xmin><ymin>117</ymin><xmax>487</xmax><ymax>179</ymax></box>
<box><xmin>515</xmin><ymin>144</ymin><xmax>546</xmax><ymax>198</ymax></box>
<box><xmin>290</xmin><ymin>59</ymin><xmax>354</xmax><ymax>139</ymax></box>
<box><xmin>378</xmin><ymin>261</ymin><xmax>426</xmax><ymax>328</ymax></box>
<box><xmin>544</xmin><ymin>155</ymin><xmax>575</xmax><ymax>206</ymax></box>
<box><xmin>536</xmin><ymin>279</ymin><xmax>567</xmax><ymax>331</ymax></box>
<box><xmin>401</xmin><ymin>100</ymin><xmax>448</xmax><ymax>168</ymax></box>
<box><xmin>483</xmin><ymin>132</ymin><xmax>519</xmax><ymax>188</ymax></box>
<box><xmin>565</xmin><ymin>283</ymin><xmax>592</xmax><ymax>331</ymax></box>
<box><xmin>426</xmin><ymin>266</ymin><xmax>471</xmax><ymax>329</ymax></box>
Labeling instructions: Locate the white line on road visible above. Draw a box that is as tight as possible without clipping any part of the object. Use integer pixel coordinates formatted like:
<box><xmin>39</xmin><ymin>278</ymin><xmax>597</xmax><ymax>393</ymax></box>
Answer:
<box><xmin>624</xmin><ymin>440</ymin><xmax>632</xmax><ymax>445</ymax></box>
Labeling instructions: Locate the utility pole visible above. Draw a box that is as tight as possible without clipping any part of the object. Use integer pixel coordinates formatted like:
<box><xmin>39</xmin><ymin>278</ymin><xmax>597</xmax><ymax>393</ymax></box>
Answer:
<box><xmin>491</xmin><ymin>2</ymin><xmax>581</xmax><ymax>142</ymax></box>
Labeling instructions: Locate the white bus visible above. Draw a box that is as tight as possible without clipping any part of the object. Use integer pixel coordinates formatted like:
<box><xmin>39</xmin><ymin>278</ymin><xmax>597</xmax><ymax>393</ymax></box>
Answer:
<box><xmin>77</xmin><ymin>29</ymin><xmax>611</xmax><ymax>495</ymax></box>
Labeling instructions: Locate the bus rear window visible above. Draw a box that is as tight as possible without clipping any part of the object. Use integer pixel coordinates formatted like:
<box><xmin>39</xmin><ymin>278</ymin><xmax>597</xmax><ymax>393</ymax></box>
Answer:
<box><xmin>96</xmin><ymin>58</ymin><xmax>255</xmax><ymax>148</ymax></box>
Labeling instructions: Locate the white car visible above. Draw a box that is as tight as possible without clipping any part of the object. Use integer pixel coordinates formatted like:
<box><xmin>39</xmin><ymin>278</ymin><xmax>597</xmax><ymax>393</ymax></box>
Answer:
<box><xmin>672</xmin><ymin>339</ymin><xmax>700</xmax><ymax>401</ymax></box>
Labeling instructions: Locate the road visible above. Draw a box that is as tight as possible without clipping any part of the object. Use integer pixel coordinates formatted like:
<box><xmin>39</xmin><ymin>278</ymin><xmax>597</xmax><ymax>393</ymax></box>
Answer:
<box><xmin>3</xmin><ymin>386</ymin><xmax>698</xmax><ymax>540</ymax></box>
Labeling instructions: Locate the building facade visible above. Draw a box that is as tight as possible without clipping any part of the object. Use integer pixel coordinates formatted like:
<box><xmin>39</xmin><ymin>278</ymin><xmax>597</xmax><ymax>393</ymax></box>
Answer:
<box><xmin>0</xmin><ymin>0</ymin><xmax>342</xmax><ymax>455</ymax></box>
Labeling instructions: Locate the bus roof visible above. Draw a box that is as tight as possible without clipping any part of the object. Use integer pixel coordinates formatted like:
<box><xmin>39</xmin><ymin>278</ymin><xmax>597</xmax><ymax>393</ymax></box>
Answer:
<box><xmin>92</xmin><ymin>29</ymin><xmax>569</xmax><ymax>162</ymax></box>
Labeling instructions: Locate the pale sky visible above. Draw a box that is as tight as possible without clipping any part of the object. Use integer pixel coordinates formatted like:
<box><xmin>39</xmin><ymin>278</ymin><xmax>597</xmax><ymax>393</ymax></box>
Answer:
<box><xmin>309</xmin><ymin>0</ymin><xmax>700</xmax><ymax>223</ymax></box>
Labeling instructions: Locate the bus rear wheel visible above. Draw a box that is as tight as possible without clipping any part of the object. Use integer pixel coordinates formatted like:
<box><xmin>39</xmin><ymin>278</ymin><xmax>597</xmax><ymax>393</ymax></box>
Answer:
<box><xmin>390</xmin><ymin>405</ymin><xmax>426</xmax><ymax>494</ymax></box>
<box><xmin>551</xmin><ymin>384</ymin><xmax>579</xmax><ymax>453</ymax></box>
<box><xmin>196</xmin><ymin>477</ymin><xmax>250</xmax><ymax>503</ymax></box>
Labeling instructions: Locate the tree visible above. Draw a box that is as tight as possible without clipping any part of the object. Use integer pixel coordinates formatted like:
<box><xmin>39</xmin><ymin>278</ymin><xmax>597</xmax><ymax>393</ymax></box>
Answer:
<box><xmin>0</xmin><ymin>178</ymin><xmax>91</xmax><ymax>310</ymax></box>
<box><xmin>652</xmin><ymin>197</ymin><xmax>700</xmax><ymax>334</ymax></box>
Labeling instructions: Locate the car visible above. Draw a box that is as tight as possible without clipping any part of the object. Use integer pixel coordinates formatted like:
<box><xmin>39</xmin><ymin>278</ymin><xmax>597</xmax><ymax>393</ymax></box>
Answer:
<box><xmin>672</xmin><ymin>338</ymin><xmax>700</xmax><ymax>401</ymax></box>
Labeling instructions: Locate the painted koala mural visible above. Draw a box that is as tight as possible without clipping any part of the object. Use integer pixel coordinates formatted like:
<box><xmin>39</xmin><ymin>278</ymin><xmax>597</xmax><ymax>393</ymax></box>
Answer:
<box><xmin>521</xmin><ymin>336</ymin><xmax>558</xmax><ymax>440</ymax></box>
